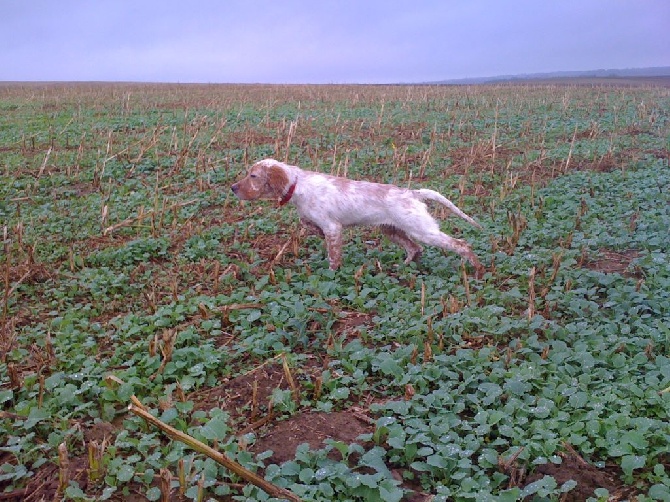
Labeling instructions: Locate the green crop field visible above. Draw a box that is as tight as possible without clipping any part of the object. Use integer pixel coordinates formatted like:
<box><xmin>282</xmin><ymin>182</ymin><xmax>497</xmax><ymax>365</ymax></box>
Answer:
<box><xmin>1</xmin><ymin>81</ymin><xmax>669</xmax><ymax>501</ymax></box>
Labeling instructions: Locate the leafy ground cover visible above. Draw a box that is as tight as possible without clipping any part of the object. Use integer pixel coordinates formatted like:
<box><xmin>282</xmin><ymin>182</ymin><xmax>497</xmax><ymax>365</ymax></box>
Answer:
<box><xmin>1</xmin><ymin>81</ymin><xmax>669</xmax><ymax>501</ymax></box>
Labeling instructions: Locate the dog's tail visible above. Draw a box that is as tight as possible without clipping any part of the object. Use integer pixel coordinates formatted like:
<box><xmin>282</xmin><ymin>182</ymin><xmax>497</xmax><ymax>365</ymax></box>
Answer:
<box><xmin>414</xmin><ymin>189</ymin><xmax>482</xmax><ymax>229</ymax></box>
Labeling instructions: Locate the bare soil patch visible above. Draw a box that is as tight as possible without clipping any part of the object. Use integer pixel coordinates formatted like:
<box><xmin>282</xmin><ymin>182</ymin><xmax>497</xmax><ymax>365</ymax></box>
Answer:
<box><xmin>521</xmin><ymin>451</ymin><xmax>633</xmax><ymax>501</ymax></box>
<box><xmin>585</xmin><ymin>249</ymin><xmax>641</xmax><ymax>277</ymax></box>
<box><xmin>250</xmin><ymin>409</ymin><xmax>374</xmax><ymax>464</ymax></box>
<box><xmin>190</xmin><ymin>357</ymin><xmax>322</xmax><ymax>425</ymax></box>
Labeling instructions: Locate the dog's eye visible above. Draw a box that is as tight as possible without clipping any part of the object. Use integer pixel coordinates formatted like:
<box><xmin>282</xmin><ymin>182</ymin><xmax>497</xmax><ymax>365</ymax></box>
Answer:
<box><xmin>250</xmin><ymin>174</ymin><xmax>258</xmax><ymax>178</ymax></box>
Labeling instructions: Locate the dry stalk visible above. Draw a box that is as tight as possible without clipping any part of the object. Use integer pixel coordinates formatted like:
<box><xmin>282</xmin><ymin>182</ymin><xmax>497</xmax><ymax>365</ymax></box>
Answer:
<box><xmin>376</xmin><ymin>101</ymin><xmax>385</xmax><ymax>129</ymax></box>
<box><xmin>499</xmin><ymin>446</ymin><xmax>526</xmax><ymax>488</ymax></box>
<box><xmin>130</xmin><ymin>125</ymin><xmax>166</xmax><ymax>164</ymax></box>
<box><xmin>56</xmin><ymin>442</ymin><xmax>69</xmax><ymax>501</ymax></box>
<box><xmin>197</xmin><ymin>472</ymin><xmax>206</xmax><ymax>502</ymax></box>
<box><xmin>67</xmin><ymin>246</ymin><xmax>77</xmax><ymax>272</ymax></box>
<box><xmin>212</xmin><ymin>261</ymin><xmax>221</xmax><ymax>293</ymax></box>
<box><xmin>15</xmin><ymin>221</ymin><xmax>23</xmax><ymax>247</ymax></box>
<box><xmin>4</xmin><ymin>269</ymin><xmax>31</xmax><ymax>311</ymax></box>
<box><xmin>250</xmin><ymin>379</ymin><xmax>259</xmax><ymax>422</ymax></box>
<box><xmin>457</xmin><ymin>176</ymin><xmax>467</xmax><ymax>199</ymax></box>
<box><xmin>353</xmin><ymin>265</ymin><xmax>365</xmax><ymax>294</ymax></box>
<box><xmin>548</xmin><ymin>251</ymin><xmax>564</xmax><ymax>285</ymax></box>
<box><xmin>38</xmin><ymin>374</ymin><xmax>44</xmax><ymax>408</ymax></box>
<box><xmin>461</xmin><ymin>264</ymin><xmax>471</xmax><ymax>306</ymax></box>
<box><xmin>340</xmin><ymin>150</ymin><xmax>350</xmax><ymax>178</ymax></box>
<box><xmin>150</xmin><ymin>329</ymin><xmax>178</xmax><ymax>380</ymax></box>
<box><xmin>100</xmin><ymin>204</ymin><xmax>109</xmax><ymax>232</ymax></box>
<box><xmin>148</xmin><ymin>332</ymin><xmax>158</xmax><ymax>357</ymax></box>
<box><xmin>8</xmin><ymin>362</ymin><xmax>21</xmax><ymax>390</ymax></box>
<box><xmin>426</xmin><ymin>316</ymin><xmax>434</xmax><ymax>345</ymax></box>
<box><xmin>172</xmin><ymin>118</ymin><xmax>203</xmax><ymax>174</ymax></box>
<box><xmin>128</xmin><ymin>396</ymin><xmax>302</xmax><ymax>500</ymax></box>
<box><xmin>234</xmin><ymin>353</ymin><xmax>284</xmax><ymax>380</ymax></box>
<box><xmin>96</xmin><ymin>130</ymin><xmax>114</xmax><ymax>185</ymax></box>
<box><xmin>441</xmin><ymin>295</ymin><xmax>462</xmax><ymax>316</ymax></box>
<box><xmin>197</xmin><ymin>303</ymin><xmax>209</xmax><ymax>319</ymax></box>
<box><xmin>393</xmin><ymin>145</ymin><xmax>407</xmax><ymax>173</ymax></box>
<box><xmin>505</xmin><ymin>210</ymin><xmax>527</xmax><ymax>254</ymax></box>
<box><xmin>104</xmin><ymin>374</ymin><xmax>125</xmax><ymax>388</ymax></box>
<box><xmin>159</xmin><ymin>467</ymin><xmax>172</xmax><ymax>502</ymax></box>
<box><xmin>73</xmin><ymin>132</ymin><xmax>86</xmax><ymax>176</ymax></box>
<box><xmin>330</xmin><ymin>144</ymin><xmax>338</xmax><ymax>174</ymax></box>
<box><xmin>579</xmin><ymin>197</ymin><xmax>589</xmax><ymax>218</ymax></box>
<box><xmin>2</xmin><ymin>226</ymin><xmax>10</xmax><ymax>323</ymax></box>
<box><xmin>527</xmin><ymin>267</ymin><xmax>536</xmax><ymax>322</ymax></box>
<box><xmin>281</xmin><ymin>355</ymin><xmax>300</xmax><ymax>405</ymax></box>
<box><xmin>177</xmin><ymin>457</ymin><xmax>196</xmax><ymax>496</ymax></box>
<box><xmin>238</xmin><ymin>405</ymin><xmax>277</xmax><ymax>435</ymax></box>
<box><xmin>423</xmin><ymin>340</ymin><xmax>433</xmax><ymax>363</ymax></box>
<box><xmin>491</xmin><ymin>100</ymin><xmax>499</xmax><ymax>162</ymax></box>
<box><xmin>177</xmin><ymin>459</ymin><xmax>187</xmax><ymax>496</ymax></box>
<box><xmin>417</xmin><ymin>123</ymin><xmax>437</xmax><ymax>179</ymax></box>
<box><xmin>218</xmin><ymin>303</ymin><xmax>263</xmax><ymax>327</ymax></box>
<box><xmin>271</xmin><ymin>238</ymin><xmax>292</xmax><ymax>267</ymax></box>
<box><xmin>102</xmin><ymin>199</ymin><xmax>197</xmax><ymax>236</ymax></box>
<box><xmin>420</xmin><ymin>281</ymin><xmax>426</xmax><ymax>316</ymax></box>
<box><xmin>88</xmin><ymin>438</ymin><xmax>108</xmax><ymax>484</ymax></box>
<box><xmin>313</xmin><ymin>376</ymin><xmax>322</xmax><ymax>401</ymax></box>
<box><xmin>283</xmin><ymin>120</ymin><xmax>298</xmax><ymax>162</ymax></box>
<box><xmin>36</xmin><ymin>146</ymin><xmax>52</xmax><ymax>179</ymax></box>
<box><xmin>175</xmin><ymin>382</ymin><xmax>186</xmax><ymax>403</ymax></box>
<box><xmin>563</xmin><ymin>124</ymin><xmax>578</xmax><ymax>173</ymax></box>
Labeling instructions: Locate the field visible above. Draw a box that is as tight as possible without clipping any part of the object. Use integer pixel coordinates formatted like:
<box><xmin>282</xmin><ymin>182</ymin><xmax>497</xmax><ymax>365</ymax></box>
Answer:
<box><xmin>0</xmin><ymin>81</ymin><xmax>669</xmax><ymax>501</ymax></box>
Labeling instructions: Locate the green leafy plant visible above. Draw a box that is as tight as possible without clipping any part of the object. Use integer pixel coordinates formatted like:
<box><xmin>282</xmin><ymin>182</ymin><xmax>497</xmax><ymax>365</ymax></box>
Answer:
<box><xmin>1</xmin><ymin>82</ymin><xmax>669</xmax><ymax>501</ymax></box>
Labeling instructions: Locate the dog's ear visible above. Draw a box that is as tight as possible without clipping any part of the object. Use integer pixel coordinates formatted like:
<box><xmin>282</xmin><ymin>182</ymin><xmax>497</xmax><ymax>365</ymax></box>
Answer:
<box><xmin>266</xmin><ymin>164</ymin><xmax>290</xmax><ymax>196</ymax></box>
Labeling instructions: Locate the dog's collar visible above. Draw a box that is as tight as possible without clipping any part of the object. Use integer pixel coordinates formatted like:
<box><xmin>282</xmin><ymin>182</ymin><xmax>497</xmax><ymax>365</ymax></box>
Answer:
<box><xmin>279</xmin><ymin>180</ymin><xmax>297</xmax><ymax>206</ymax></box>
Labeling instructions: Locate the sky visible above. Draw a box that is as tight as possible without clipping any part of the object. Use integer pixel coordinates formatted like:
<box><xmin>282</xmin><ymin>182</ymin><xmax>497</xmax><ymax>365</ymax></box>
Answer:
<box><xmin>1</xmin><ymin>1</ymin><xmax>668</xmax><ymax>84</ymax></box>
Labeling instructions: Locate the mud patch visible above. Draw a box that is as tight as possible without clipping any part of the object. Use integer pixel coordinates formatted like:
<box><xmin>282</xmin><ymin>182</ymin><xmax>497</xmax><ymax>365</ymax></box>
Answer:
<box><xmin>584</xmin><ymin>248</ymin><xmax>641</xmax><ymax>277</ymax></box>
<box><xmin>522</xmin><ymin>452</ymin><xmax>633</xmax><ymax>501</ymax></box>
<box><xmin>249</xmin><ymin>409</ymin><xmax>374</xmax><ymax>465</ymax></box>
<box><xmin>190</xmin><ymin>357</ymin><xmax>322</xmax><ymax>425</ymax></box>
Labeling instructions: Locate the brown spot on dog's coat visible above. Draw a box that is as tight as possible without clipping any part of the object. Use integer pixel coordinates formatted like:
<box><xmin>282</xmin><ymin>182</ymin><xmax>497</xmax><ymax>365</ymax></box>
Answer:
<box><xmin>267</xmin><ymin>163</ymin><xmax>290</xmax><ymax>197</ymax></box>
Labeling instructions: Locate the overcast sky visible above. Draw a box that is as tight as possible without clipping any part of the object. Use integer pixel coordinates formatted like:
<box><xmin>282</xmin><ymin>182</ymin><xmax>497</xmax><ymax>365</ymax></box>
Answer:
<box><xmin>2</xmin><ymin>1</ymin><xmax>668</xmax><ymax>84</ymax></box>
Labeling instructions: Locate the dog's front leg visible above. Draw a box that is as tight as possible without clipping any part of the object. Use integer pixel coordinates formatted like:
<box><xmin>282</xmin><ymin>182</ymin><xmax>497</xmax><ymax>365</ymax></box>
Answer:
<box><xmin>324</xmin><ymin>230</ymin><xmax>343</xmax><ymax>270</ymax></box>
<box><xmin>300</xmin><ymin>218</ymin><xmax>325</xmax><ymax>238</ymax></box>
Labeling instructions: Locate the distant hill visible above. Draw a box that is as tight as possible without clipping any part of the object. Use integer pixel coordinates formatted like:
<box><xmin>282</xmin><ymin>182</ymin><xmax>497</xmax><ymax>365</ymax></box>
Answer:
<box><xmin>432</xmin><ymin>66</ymin><xmax>670</xmax><ymax>85</ymax></box>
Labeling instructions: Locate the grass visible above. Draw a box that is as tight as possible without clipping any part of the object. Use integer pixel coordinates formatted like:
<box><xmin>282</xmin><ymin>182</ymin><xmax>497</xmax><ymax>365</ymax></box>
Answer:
<box><xmin>0</xmin><ymin>81</ymin><xmax>669</xmax><ymax>501</ymax></box>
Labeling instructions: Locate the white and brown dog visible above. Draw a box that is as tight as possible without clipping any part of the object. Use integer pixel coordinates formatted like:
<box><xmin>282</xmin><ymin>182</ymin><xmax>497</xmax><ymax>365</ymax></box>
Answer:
<box><xmin>232</xmin><ymin>159</ymin><xmax>484</xmax><ymax>274</ymax></box>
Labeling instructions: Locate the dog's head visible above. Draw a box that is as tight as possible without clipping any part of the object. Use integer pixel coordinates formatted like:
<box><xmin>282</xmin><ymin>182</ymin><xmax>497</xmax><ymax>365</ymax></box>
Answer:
<box><xmin>231</xmin><ymin>159</ymin><xmax>291</xmax><ymax>201</ymax></box>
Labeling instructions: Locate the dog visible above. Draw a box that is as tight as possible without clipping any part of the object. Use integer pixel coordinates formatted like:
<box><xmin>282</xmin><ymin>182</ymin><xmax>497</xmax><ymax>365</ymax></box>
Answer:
<box><xmin>231</xmin><ymin>159</ymin><xmax>484</xmax><ymax>274</ymax></box>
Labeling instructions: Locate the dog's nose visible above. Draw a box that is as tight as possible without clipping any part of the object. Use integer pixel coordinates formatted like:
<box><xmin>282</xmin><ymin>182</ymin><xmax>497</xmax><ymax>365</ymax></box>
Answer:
<box><xmin>231</xmin><ymin>184</ymin><xmax>238</xmax><ymax>193</ymax></box>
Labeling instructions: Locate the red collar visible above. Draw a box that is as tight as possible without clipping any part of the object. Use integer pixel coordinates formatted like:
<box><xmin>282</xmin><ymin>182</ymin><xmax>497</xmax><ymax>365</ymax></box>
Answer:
<box><xmin>279</xmin><ymin>181</ymin><xmax>297</xmax><ymax>206</ymax></box>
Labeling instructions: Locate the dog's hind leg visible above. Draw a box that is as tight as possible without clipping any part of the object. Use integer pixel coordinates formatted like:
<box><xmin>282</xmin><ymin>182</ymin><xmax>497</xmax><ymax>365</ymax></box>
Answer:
<box><xmin>412</xmin><ymin>229</ymin><xmax>484</xmax><ymax>274</ymax></box>
<box><xmin>380</xmin><ymin>225</ymin><xmax>423</xmax><ymax>264</ymax></box>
